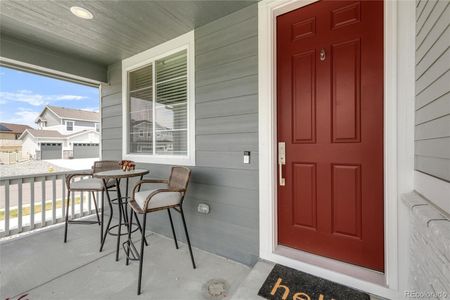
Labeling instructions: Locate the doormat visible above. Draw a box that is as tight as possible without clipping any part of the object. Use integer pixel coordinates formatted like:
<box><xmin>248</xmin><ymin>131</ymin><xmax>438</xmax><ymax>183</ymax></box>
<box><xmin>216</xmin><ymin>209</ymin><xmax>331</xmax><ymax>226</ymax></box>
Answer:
<box><xmin>258</xmin><ymin>264</ymin><xmax>370</xmax><ymax>300</ymax></box>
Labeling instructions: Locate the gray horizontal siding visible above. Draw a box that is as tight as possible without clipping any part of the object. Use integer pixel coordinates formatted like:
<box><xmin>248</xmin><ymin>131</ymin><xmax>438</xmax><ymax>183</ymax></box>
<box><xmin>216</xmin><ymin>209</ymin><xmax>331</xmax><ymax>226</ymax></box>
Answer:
<box><xmin>196</xmin><ymin>94</ymin><xmax>258</xmax><ymax>119</ymax></box>
<box><xmin>196</xmin><ymin>133</ymin><xmax>258</xmax><ymax>152</ymax></box>
<box><xmin>196</xmin><ymin>75</ymin><xmax>258</xmax><ymax>103</ymax></box>
<box><xmin>100</xmin><ymin>4</ymin><xmax>259</xmax><ymax>266</ymax></box>
<box><xmin>415</xmin><ymin>93</ymin><xmax>449</xmax><ymax>124</ymax></box>
<box><xmin>415</xmin><ymin>0</ymin><xmax>450</xmax><ymax>182</ymax></box>
<box><xmin>197</xmin><ymin>114</ymin><xmax>258</xmax><ymax>135</ymax></box>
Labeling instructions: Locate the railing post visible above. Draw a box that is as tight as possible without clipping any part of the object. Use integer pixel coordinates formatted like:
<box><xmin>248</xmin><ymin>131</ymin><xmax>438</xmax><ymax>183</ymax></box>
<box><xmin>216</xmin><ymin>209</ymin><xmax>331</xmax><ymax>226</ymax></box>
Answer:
<box><xmin>30</xmin><ymin>178</ymin><xmax>35</xmax><ymax>229</ymax></box>
<box><xmin>41</xmin><ymin>177</ymin><xmax>46</xmax><ymax>227</ymax></box>
<box><xmin>18</xmin><ymin>178</ymin><xmax>23</xmax><ymax>232</ymax></box>
<box><xmin>88</xmin><ymin>190</ymin><xmax>92</xmax><ymax>214</ymax></box>
<box><xmin>0</xmin><ymin>169</ymin><xmax>92</xmax><ymax>237</ymax></box>
<box><xmin>52</xmin><ymin>176</ymin><xmax>56</xmax><ymax>224</ymax></box>
<box><xmin>80</xmin><ymin>190</ymin><xmax>84</xmax><ymax>216</ymax></box>
<box><xmin>4</xmin><ymin>180</ymin><xmax>10</xmax><ymax>236</ymax></box>
<box><xmin>62</xmin><ymin>176</ymin><xmax>66</xmax><ymax>220</ymax></box>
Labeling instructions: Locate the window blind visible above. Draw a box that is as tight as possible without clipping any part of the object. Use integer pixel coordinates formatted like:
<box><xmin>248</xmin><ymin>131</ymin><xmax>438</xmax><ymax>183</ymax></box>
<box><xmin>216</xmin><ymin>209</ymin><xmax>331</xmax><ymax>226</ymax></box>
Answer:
<box><xmin>127</xmin><ymin>49</ymin><xmax>188</xmax><ymax>156</ymax></box>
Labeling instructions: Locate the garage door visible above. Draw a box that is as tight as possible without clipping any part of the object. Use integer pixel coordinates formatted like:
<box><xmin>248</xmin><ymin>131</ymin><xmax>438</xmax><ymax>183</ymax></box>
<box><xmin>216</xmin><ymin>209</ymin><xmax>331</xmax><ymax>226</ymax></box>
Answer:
<box><xmin>41</xmin><ymin>143</ymin><xmax>62</xmax><ymax>160</ymax></box>
<box><xmin>73</xmin><ymin>143</ymin><xmax>99</xmax><ymax>158</ymax></box>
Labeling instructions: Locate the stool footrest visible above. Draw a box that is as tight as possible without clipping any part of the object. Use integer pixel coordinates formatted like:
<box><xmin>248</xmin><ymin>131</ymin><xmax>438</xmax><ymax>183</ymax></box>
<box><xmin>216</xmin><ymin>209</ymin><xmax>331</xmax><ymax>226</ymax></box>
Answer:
<box><xmin>108</xmin><ymin>223</ymin><xmax>139</xmax><ymax>236</ymax></box>
<box><xmin>68</xmin><ymin>220</ymin><xmax>100</xmax><ymax>225</ymax></box>
<box><xmin>123</xmin><ymin>240</ymin><xmax>140</xmax><ymax>261</ymax></box>
<box><xmin>110</xmin><ymin>196</ymin><xmax>130</xmax><ymax>205</ymax></box>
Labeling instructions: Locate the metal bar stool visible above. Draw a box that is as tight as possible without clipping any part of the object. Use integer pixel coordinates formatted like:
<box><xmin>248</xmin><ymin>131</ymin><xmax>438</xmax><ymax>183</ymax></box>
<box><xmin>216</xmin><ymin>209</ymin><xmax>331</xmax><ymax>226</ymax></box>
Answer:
<box><xmin>125</xmin><ymin>166</ymin><xmax>196</xmax><ymax>295</ymax></box>
<box><xmin>63</xmin><ymin>161</ymin><xmax>119</xmax><ymax>245</ymax></box>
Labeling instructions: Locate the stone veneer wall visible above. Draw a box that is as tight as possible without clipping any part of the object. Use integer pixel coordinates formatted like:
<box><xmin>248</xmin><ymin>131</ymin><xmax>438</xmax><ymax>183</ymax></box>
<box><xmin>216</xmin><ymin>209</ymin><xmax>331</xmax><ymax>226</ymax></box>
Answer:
<box><xmin>403</xmin><ymin>193</ymin><xmax>450</xmax><ymax>299</ymax></box>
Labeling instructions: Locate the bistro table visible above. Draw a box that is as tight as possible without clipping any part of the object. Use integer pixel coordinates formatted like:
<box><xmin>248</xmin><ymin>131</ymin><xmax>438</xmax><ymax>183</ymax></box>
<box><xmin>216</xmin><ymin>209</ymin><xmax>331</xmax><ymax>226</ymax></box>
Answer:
<box><xmin>94</xmin><ymin>168</ymin><xmax>149</xmax><ymax>261</ymax></box>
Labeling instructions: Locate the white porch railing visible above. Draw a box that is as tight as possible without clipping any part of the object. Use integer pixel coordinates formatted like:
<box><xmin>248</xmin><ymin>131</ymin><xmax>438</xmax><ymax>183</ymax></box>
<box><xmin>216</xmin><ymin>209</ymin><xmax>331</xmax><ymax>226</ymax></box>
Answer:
<box><xmin>0</xmin><ymin>170</ymin><xmax>101</xmax><ymax>238</ymax></box>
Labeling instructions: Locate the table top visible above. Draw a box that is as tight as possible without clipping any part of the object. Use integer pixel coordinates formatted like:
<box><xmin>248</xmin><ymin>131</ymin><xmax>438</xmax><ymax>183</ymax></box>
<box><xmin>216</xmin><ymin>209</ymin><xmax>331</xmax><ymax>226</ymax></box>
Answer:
<box><xmin>94</xmin><ymin>168</ymin><xmax>149</xmax><ymax>179</ymax></box>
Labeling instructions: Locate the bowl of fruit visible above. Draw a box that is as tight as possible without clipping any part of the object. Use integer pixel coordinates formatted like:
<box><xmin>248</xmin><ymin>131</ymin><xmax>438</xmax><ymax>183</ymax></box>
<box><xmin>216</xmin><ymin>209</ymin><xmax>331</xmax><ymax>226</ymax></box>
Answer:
<box><xmin>120</xmin><ymin>160</ymin><xmax>136</xmax><ymax>171</ymax></box>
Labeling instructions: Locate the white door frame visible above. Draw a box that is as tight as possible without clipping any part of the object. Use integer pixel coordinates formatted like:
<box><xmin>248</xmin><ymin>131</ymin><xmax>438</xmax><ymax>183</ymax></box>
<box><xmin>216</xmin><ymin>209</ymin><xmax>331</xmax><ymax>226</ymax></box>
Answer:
<box><xmin>258</xmin><ymin>0</ymin><xmax>415</xmax><ymax>298</ymax></box>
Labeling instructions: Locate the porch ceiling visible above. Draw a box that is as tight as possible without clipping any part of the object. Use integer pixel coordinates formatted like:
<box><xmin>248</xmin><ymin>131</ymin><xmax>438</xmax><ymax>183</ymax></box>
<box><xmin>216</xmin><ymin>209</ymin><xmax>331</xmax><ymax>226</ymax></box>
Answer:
<box><xmin>0</xmin><ymin>0</ymin><xmax>258</xmax><ymax>66</ymax></box>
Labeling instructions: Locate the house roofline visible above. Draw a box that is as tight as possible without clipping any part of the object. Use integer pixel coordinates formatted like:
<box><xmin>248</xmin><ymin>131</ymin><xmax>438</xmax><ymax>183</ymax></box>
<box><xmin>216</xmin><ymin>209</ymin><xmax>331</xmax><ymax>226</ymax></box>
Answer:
<box><xmin>35</xmin><ymin>106</ymin><xmax>100</xmax><ymax>123</ymax></box>
<box><xmin>18</xmin><ymin>129</ymin><xmax>33</xmax><ymax>140</ymax></box>
<box><xmin>19</xmin><ymin>129</ymin><xmax>98</xmax><ymax>140</ymax></box>
<box><xmin>62</xmin><ymin>116</ymin><xmax>100</xmax><ymax>122</ymax></box>
<box><xmin>19</xmin><ymin>129</ymin><xmax>67</xmax><ymax>140</ymax></box>
<box><xmin>66</xmin><ymin>129</ymin><xmax>99</xmax><ymax>139</ymax></box>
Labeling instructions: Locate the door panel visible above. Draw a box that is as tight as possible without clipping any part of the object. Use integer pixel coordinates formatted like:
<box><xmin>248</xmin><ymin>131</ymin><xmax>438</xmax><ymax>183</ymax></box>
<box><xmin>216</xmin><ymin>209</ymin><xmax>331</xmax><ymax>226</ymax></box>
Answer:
<box><xmin>73</xmin><ymin>143</ymin><xmax>99</xmax><ymax>158</ymax></box>
<box><xmin>277</xmin><ymin>0</ymin><xmax>384</xmax><ymax>271</ymax></box>
<box><xmin>331</xmin><ymin>39</ymin><xmax>361</xmax><ymax>142</ymax></box>
<box><xmin>331</xmin><ymin>164</ymin><xmax>362</xmax><ymax>239</ymax></box>
<box><xmin>292</xmin><ymin>163</ymin><xmax>317</xmax><ymax>229</ymax></box>
<box><xmin>292</xmin><ymin>50</ymin><xmax>316</xmax><ymax>143</ymax></box>
<box><xmin>41</xmin><ymin>143</ymin><xmax>62</xmax><ymax>160</ymax></box>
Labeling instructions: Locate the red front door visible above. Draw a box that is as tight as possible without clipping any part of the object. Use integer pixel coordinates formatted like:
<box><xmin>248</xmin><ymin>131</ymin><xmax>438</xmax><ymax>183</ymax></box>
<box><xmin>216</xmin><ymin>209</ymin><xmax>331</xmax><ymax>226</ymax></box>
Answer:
<box><xmin>277</xmin><ymin>0</ymin><xmax>384</xmax><ymax>271</ymax></box>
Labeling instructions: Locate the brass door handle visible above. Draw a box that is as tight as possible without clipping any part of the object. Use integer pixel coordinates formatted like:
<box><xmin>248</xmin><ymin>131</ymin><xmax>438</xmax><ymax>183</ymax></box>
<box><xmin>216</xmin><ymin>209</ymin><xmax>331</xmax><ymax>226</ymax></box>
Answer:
<box><xmin>278</xmin><ymin>142</ymin><xmax>286</xmax><ymax>186</ymax></box>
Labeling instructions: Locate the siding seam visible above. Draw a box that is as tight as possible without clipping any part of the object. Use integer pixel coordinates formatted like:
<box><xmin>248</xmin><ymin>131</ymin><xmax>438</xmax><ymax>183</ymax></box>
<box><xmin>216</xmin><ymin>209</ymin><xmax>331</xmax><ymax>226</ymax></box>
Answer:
<box><xmin>195</xmin><ymin>35</ymin><xmax>257</xmax><ymax>59</ymax></box>
<box><xmin>196</xmin><ymin>54</ymin><xmax>257</xmax><ymax>73</ymax></box>
<box><xmin>413</xmin><ymin>169</ymin><xmax>450</xmax><ymax>183</ymax></box>
<box><xmin>195</xmin><ymin>93</ymin><xmax>257</xmax><ymax>104</ymax></box>
<box><xmin>416</xmin><ymin>23</ymin><xmax>449</xmax><ymax>65</ymax></box>
<box><xmin>197</xmin><ymin>73</ymin><xmax>257</xmax><ymax>88</ymax></box>
<box><xmin>415</xmin><ymin>113</ymin><xmax>450</xmax><ymax>126</ymax></box>
<box><xmin>416</xmin><ymin>0</ymin><xmax>439</xmax><ymax>37</ymax></box>
<box><xmin>416</xmin><ymin>2</ymin><xmax>449</xmax><ymax>51</ymax></box>
<box><xmin>415</xmin><ymin>46</ymin><xmax>449</xmax><ymax>81</ymax></box>
<box><xmin>416</xmin><ymin>90</ymin><xmax>450</xmax><ymax>110</ymax></box>
<box><xmin>196</xmin><ymin>111</ymin><xmax>257</xmax><ymax>121</ymax></box>
<box><xmin>416</xmin><ymin>0</ymin><xmax>430</xmax><ymax>22</ymax></box>
<box><xmin>196</xmin><ymin>15</ymin><xmax>256</xmax><ymax>40</ymax></box>
<box><xmin>416</xmin><ymin>69</ymin><xmax>450</xmax><ymax>96</ymax></box>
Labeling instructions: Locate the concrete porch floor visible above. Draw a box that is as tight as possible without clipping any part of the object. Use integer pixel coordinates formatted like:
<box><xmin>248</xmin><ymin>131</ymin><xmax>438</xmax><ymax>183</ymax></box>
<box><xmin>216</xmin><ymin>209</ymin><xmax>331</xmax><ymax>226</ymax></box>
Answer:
<box><xmin>1</xmin><ymin>214</ymin><xmax>386</xmax><ymax>300</ymax></box>
<box><xmin>0</xmin><ymin>218</ymin><xmax>251</xmax><ymax>300</ymax></box>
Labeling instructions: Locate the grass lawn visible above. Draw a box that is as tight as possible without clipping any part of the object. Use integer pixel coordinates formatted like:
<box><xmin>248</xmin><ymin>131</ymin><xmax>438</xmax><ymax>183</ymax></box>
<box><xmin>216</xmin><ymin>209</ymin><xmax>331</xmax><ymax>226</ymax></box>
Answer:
<box><xmin>0</xmin><ymin>197</ymin><xmax>82</xmax><ymax>221</ymax></box>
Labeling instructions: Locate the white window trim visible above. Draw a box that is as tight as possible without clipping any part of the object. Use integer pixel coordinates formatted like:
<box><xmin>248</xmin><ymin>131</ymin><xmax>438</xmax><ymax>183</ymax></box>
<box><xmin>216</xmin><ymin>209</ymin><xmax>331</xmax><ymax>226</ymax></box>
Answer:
<box><xmin>66</xmin><ymin>120</ymin><xmax>74</xmax><ymax>131</ymax></box>
<box><xmin>258</xmin><ymin>0</ymin><xmax>415</xmax><ymax>299</ymax></box>
<box><xmin>121</xmin><ymin>31</ymin><xmax>195</xmax><ymax>166</ymax></box>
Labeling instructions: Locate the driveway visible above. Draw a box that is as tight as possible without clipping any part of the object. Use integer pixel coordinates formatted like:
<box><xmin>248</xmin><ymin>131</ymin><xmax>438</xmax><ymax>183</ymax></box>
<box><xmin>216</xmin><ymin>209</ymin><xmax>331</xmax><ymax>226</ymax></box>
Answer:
<box><xmin>0</xmin><ymin>159</ymin><xmax>96</xmax><ymax>209</ymax></box>
<box><xmin>0</xmin><ymin>160</ymin><xmax>69</xmax><ymax>178</ymax></box>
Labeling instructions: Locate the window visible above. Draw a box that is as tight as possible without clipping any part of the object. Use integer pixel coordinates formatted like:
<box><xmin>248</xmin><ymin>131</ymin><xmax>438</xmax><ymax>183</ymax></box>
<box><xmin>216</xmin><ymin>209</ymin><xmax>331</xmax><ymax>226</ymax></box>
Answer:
<box><xmin>66</xmin><ymin>121</ymin><xmax>74</xmax><ymax>131</ymax></box>
<box><xmin>122</xmin><ymin>31</ymin><xmax>195</xmax><ymax>165</ymax></box>
<box><xmin>95</xmin><ymin>123</ymin><xmax>100</xmax><ymax>132</ymax></box>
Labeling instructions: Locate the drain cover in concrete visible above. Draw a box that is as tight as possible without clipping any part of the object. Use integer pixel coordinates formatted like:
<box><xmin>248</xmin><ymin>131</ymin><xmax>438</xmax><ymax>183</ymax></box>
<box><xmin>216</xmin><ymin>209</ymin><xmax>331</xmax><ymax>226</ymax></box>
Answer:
<box><xmin>202</xmin><ymin>279</ymin><xmax>230</xmax><ymax>300</ymax></box>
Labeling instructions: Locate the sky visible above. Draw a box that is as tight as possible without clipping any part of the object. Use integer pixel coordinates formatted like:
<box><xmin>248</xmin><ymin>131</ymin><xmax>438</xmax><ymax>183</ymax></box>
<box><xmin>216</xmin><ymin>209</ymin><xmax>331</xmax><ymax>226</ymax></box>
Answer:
<box><xmin>0</xmin><ymin>66</ymin><xmax>99</xmax><ymax>128</ymax></box>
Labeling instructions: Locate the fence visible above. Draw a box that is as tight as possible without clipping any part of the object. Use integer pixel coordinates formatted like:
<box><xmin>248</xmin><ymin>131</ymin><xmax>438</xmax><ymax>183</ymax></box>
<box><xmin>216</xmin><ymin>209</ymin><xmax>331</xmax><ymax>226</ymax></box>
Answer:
<box><xmin>0</xmin><ymin>170</ymin><xmax>101</xmax><ymax>238</ymax></box>
<box><xmin>0</xmin><ymin>151</ymin><xmax>23</xmax><ymax>165</ymax></box>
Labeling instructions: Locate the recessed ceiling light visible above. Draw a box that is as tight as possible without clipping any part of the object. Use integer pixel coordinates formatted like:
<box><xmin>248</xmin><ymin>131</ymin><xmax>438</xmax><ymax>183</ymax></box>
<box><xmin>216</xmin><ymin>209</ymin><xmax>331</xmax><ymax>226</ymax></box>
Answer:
<box><xmin>70</xmin><ymin>6</ymin><xmax>93</xmax><ymax>19</ymax></box>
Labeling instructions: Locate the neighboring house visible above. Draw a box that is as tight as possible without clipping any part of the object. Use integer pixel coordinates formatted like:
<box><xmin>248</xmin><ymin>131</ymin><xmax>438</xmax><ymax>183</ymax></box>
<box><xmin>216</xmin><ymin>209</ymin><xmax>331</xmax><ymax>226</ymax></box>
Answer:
<box><xmin>20</xmin><ymin>105</ymin><xmax>100</xmax><ymax>160</ymax></box>
<box><xmin>36</xmin><ymin>105</ymin><xmax>100</xmax><ymax>134</ymax></box>
<box><xmin>0</xmin><ymin>124</ymin><xmax>15</xmax><ymax>140</ymax></box>
<box><xmin>0</xmin><ymin>122</ymin><xmax>32</xmax><ymax>164</ymax></box>
<box><xmin>130</xmin><ymin>120</ymin><xmax>173</xmax><ymax>153</ymax></box>
<box><xmin>0</xmin><ymin>122</ymin><xmax>32</xmax><ymax>140</ymax></box>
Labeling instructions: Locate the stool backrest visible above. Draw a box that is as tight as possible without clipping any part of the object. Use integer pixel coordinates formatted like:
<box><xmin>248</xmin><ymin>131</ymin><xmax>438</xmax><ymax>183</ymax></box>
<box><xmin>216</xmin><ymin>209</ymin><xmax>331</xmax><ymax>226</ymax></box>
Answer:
<box><xmin>93</xmin><ymin>160</ymin><xmax>121</xmax><ymax>173</ymax></box>
<box><xmin>168</xmin><ymin>166</ymin><xmax>191</xmax><ymax>193</ymax></box>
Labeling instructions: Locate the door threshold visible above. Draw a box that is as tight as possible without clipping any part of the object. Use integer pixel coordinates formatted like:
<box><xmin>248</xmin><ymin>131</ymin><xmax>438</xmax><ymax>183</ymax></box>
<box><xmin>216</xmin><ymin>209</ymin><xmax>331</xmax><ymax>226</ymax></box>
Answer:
<box><xmin>263</xmin><ymin>245</ymin><xmax>397</xmax><ymax>299</ymax></box>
